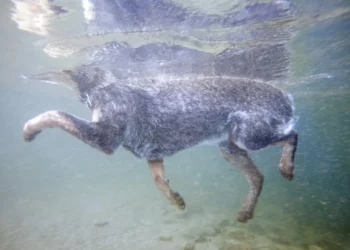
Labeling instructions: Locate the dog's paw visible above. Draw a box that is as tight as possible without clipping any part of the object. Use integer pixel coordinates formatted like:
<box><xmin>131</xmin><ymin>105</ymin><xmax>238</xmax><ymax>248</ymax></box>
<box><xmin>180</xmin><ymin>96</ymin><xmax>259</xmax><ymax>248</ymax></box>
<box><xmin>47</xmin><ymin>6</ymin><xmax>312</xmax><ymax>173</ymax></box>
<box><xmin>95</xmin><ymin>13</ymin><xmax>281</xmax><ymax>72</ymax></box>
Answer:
<box><xmin>173</xmin><ymin>192</ymin><xmax>185</xmax><ymax>210</ymax></box>
<box><xmin>279</xmin><ymin>160</ymin><xmax>294</xmax><ymax>181</ymax></box>
<box><xmin>23</xmin><ymin>121</ymin><xmax>41</xmax><ymax>142</ymax></box>
<box><xmin>237</xmin><ymin>209</ymin><xmax>253</xmax><ymax>223</ymax></box>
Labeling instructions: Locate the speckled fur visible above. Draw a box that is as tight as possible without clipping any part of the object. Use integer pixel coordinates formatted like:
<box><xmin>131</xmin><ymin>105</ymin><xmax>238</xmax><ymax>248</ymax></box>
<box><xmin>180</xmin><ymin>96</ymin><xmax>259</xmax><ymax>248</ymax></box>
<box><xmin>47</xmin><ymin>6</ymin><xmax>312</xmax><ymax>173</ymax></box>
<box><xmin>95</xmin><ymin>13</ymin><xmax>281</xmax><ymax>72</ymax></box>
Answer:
<box><xmin>23</xmin><ymin>42</ymin><xmax>298</xmax><ymax>222</ymax></box>
<box><xmin>46</xmin><ymin>65</ymin><xmax>295</xmax><ymax>160</ymax></box>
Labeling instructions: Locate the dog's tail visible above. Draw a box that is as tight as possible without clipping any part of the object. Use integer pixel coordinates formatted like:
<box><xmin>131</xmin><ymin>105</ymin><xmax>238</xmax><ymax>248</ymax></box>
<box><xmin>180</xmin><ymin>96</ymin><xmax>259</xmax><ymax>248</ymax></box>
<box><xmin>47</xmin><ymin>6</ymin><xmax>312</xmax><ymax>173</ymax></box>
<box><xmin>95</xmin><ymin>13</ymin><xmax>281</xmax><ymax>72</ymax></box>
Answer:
<box><xmin>21</xmin><ymin>70</ymin><xmax>78</xmax><ymax>90</ymax></box>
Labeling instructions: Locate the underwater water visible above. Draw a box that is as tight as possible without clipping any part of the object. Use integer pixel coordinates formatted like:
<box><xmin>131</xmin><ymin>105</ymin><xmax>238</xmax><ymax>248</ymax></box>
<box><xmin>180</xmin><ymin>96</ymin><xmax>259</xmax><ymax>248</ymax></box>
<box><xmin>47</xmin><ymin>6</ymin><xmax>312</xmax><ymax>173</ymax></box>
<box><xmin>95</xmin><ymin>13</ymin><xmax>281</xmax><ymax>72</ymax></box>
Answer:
<box><xmin>0</xmin><ymin>0</ymin><xmax>349</xmax><ymax>250</ymax></box>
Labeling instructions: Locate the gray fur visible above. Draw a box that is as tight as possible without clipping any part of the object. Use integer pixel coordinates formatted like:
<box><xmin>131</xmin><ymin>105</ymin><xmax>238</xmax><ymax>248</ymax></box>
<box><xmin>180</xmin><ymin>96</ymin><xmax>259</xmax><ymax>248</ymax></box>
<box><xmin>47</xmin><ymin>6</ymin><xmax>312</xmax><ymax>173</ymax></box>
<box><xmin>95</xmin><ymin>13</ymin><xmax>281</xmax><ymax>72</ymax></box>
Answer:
<box><xmin>25</xmin><ymin>43</ymin><xmax>295</xmax><ymax>159</ymax></box>
<box><xmin>23</xmin><ymin>42</ymin><xmax>298</xmax><ymax>222</ymax></box>
<box><xmin>61</xmin><ymin>74</ymin><xmax>294</xmax><ymax>160</ymax></box>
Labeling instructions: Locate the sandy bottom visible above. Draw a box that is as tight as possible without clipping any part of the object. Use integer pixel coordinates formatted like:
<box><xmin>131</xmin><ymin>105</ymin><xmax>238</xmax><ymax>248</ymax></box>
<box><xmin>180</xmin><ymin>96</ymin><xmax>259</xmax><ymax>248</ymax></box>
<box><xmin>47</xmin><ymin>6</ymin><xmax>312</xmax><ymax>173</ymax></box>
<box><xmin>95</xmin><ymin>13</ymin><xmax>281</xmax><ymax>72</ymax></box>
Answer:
<box><xmin>0</xmin><ymin>135</ymin><xmax>345</xmax><ymax>250</ymax></box>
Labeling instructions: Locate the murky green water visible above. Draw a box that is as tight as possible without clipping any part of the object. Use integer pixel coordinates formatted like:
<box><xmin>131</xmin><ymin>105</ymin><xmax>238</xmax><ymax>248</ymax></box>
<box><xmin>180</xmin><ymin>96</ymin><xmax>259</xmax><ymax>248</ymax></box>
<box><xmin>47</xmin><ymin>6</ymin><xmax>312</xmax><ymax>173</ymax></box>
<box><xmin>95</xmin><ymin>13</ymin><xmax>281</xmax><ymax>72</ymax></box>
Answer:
<box><xmin>0</xmin><ymin>1</ymin><xmax>349</xmax><ymax>250</ymax></box>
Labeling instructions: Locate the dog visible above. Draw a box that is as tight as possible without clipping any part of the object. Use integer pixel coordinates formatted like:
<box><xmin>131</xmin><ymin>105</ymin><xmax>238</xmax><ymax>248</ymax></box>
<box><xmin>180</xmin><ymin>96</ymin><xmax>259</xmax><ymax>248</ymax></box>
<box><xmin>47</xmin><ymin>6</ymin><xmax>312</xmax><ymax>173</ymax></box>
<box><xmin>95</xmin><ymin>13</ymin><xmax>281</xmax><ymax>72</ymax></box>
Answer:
<box><xmin>22</xmin><ymin>42</ymin><xmax>298</xmax><ymax>222</ymax></box>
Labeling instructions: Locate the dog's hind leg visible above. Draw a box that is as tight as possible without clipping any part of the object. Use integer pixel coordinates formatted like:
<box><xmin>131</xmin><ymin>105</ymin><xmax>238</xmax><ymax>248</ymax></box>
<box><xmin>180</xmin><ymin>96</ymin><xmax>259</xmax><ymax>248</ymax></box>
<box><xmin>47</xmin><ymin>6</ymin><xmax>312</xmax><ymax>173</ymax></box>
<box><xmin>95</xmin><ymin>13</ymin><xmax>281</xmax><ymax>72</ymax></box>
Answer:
<box><xmin>148</xmin><ymin>159</ymin><xmax>185</xmax><ymax>210</ymax></box>
<box><xmin>274</xmin><ymin>130</ymin><xmax>298</xmax><ymax>181</ymax></box>
<box><xmin>219</xmin><ymin>141</ymin><xmax>264</xmax><ymax>223</ymax></box>
<box><xmin>23</xmin><ymin>110</ymin><xmax>120</xmax><ymax>154</ymax></box>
